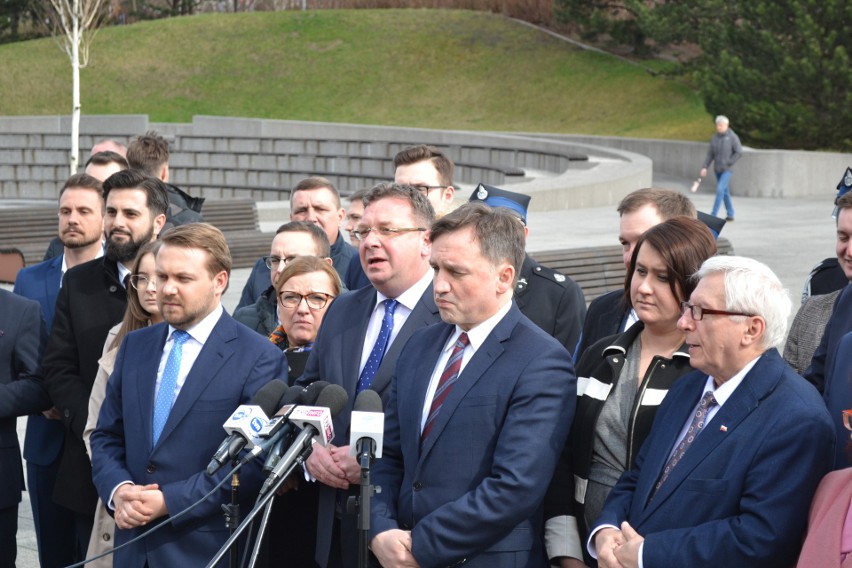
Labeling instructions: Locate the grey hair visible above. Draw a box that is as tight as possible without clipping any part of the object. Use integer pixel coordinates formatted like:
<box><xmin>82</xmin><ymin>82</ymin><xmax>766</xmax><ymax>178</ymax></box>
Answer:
<box><xmin>695</xmin><ymin>256</ymin><xmax>791</xmax><ymax>350</ymax></box>
<box><xmin>715</xmin><ymin>115</ymin><xmax>730</xmax><ymax>125</ymax></box>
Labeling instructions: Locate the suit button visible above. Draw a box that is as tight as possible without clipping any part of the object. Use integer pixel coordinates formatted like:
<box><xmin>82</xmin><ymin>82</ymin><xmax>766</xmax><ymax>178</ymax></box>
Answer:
<box><xmin>412</xmin><ymin>481</ymin><xmax>422</xmax><ymax>491</ymax></box>
<box><xmin>102</xmin><ymin>533</ymin><xmax>111</xmax><ymax>542</ymax></box>
<box><xmin>63</xmin><ymin>409</ymin><xmax>70</xmax><ymax>418</ymax></box>
<box><xmin>146</xmin><ymin>464</ymin><xmax>156</xmax><ymax>474</ymax></box>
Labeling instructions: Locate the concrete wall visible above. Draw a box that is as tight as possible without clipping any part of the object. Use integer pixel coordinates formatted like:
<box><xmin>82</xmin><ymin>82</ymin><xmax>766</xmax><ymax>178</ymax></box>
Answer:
<box><xmin>549</xmin><ymin>134</ymin><xmax>852</xmax><ymax>198</ymax></box>
<box><xmin>0</xmin><ymin>115</ymin><xmax>652</xmax><ymax>210</ymax></box>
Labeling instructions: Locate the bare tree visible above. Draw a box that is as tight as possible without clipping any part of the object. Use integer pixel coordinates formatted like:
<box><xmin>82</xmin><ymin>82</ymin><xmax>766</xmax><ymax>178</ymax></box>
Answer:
<box><xmin>42</xmin><ymin>0</ymin><xmax>108</xmax><ymax>174</ymax></box>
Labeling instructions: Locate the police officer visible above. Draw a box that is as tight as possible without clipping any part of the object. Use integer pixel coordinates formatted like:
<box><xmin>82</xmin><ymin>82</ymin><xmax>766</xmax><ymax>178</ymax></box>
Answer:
<box><xmin>469</xmin><ymin>184</ymin><xmax>586</xmax><ymax>356</ymax></box>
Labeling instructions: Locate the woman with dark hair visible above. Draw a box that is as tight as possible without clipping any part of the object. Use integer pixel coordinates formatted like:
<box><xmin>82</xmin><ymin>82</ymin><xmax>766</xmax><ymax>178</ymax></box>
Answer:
<box><xmin>82</xmin><ymin>241</ymin><xmax>162</xmax><ymax>568</ymax></box>
<box><xmin>545</xmin><ymin>216</ymin><xmax>717</xmax><ymax>567</ymax></box>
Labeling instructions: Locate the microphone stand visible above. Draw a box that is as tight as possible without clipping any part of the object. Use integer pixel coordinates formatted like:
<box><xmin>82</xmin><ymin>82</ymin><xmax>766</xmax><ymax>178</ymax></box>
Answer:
<box><xmin>355</xmin><ymin>439</ymin><xmax>377</xmax><ymax>568</ymax></box>
<box><xmin>221</xmin><ymin>459</ymin><xmax>241</xmax><ymax>568</ymax></box>
<box><xmin>246</xmin><ymin>491</ymin><xmax>276</xmax><ymax>568</ymax></box>
<box><xmin>205</xmin><ymin>444</ymin><xmax>314</xmax><ymax>568</ymax></box>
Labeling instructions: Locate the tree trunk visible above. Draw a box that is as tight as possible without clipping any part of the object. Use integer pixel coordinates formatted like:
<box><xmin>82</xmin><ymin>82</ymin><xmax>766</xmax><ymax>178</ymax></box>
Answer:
<box><xmin>70</xmin><ymin>0</ymin><xmax>81</xmax><ymax>175</ymax></box>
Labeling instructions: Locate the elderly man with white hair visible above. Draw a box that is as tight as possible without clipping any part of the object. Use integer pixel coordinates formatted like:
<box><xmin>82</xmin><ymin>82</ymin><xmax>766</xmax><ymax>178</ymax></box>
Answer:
<box><xmin>588</xmin><ymin>255</ymin><xmax>834</xmax><ymax>568</ymax></box>
<box><xmin>699</xmin><ymin>115</ymin><xmax>743</xmax><ymax>221</ymax></box>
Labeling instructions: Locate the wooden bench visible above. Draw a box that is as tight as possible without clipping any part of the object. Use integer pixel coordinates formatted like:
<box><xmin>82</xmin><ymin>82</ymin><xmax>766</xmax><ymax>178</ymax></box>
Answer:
<box><xmin>532</xmin><ymin>237</ymin><xmax>735</xmax><ymax>303</ymax></box>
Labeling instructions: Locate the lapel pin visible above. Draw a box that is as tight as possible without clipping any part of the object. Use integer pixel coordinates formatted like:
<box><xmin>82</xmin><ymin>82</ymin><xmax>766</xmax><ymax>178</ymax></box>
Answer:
<box><xmin>720</xmin><ymin>425</ymin><xmax>728</xmax><ymax>432</ymax></box>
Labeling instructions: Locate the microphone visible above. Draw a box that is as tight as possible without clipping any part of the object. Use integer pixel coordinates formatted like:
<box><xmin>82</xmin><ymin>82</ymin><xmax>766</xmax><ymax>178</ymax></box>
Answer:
<box><xmin>206</xmin><ymin>379</ymin><xmax>288</xmax><ymax>475</ymax></box>
<box><xmin>257</xmin><ymin>381</ymin><xmax>331</xmax><ymax>473</ymax></box>
<box><xmin>349</xmin><ymin>389</ymin><xmax>384</xmax><ymax>459</ymax></box>
<box><xmin>258</xmin><ymin>384</ymin><xmax>348</xmax><ymax>498</ymax></box>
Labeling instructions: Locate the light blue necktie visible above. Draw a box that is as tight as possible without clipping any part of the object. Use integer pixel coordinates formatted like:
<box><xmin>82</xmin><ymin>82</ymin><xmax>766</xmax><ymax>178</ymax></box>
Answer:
<box><xmin>356</xmin><ymin>299</ymin><xmax>398</xmax><ymax>393</ymax></box>
<box><xmin>152</xmin><ymin>330</ymin><xmax>190</xmax><ymax>445</ymax></box>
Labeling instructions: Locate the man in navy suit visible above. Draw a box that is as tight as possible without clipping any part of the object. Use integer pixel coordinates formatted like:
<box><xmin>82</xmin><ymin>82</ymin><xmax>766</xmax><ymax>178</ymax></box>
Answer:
<box><xmin>370</xmin><ymin>202</ymin><xmax>576</xmax><ymax>568</ymax></box>
<box><xmin>91</xmin><ymin>223</ymin><xmax>285</xmax><ymax>567</ymax></box>
<box><xmin>0</xmin><ymin>290</ymin><xmax>51</xmax><ymax>568</ymax></box>
<box><xmin>13</xmin><ymin>172</ymin><xmax>106</xmax><ymax>567</ymax></box>
<box><xmin>808</xmin><ymin>191</ymin><xmax>852</xmax><ymax>467</ymax></box>
<box><xmin>297</xmin><ymin>183</ymin><xmax>440</xmax><ymax>568</ymax></box>
<box><xmin>590</xmin><ymin>256</ymin><xmax>834</xmax><ymax>568</ymax></box>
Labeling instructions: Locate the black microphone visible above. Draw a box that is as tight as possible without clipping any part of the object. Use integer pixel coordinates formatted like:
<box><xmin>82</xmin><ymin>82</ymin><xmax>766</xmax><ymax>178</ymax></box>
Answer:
<box><xmin>206</xmin><ymin>379</ymin><xmax>288</xmax><ymax>475</ymax></box>
<box><xmin>258</xmin><ymin>384</ymin><xmax>348</xmax><ymax>498</ymax></box>
<box><xmin>348</xmin><ymin>389</ymin><xmax>384</xmax><ymax>461</ymax></box>
<box><xmin>258</xmin><ymin>381</ymin><xmax>330</xmax><ymax>473</ymax></box>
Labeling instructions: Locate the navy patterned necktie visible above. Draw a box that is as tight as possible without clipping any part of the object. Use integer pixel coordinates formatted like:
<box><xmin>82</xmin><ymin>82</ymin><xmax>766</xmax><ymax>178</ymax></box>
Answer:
<box><xmin>356</xmin><ymin>299</ymin><xmax>398</xmax><ymax>393</ymax></box>
<box><xmin>653</xmin><ymin>391</ymin><xmax>717</xmax><ymax>495</ymax></box>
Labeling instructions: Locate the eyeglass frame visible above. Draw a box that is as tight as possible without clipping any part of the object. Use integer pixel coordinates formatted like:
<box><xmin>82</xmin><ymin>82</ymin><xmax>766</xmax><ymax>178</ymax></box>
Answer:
<box><xmin>278</xmin><ymin>291</ymin><xmax>334</xmax><ymax>310</ymax></box>
<box><xmin>129</xmin><ymin>274</ymin><xmax>157</xmax><ymax>290</ymax></box>
<box><xmin>349</xmin><ymin>227</ymin><xmax>426</xmax><ymax>241</ymax></box>
<box><xmin>680</xmin><ymin>301</ymin><xmax>754</xmax><ymax>321</ymax></box>
<box><xmin>263</xmin><ymin>255</ymin><xmax>298</xmax><ymax>270</ymax></box>
<box><xmin>409</xmin><ymin>184</ymin><xmax>449</xmax><ymax>196</ymax></box>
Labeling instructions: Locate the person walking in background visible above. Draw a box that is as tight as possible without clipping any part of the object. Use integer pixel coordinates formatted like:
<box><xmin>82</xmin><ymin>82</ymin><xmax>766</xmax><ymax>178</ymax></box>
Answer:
<box><xmin>700</xmin><ymin>115</ymin><xmax>742</xmax><ymax>221</ymax></box>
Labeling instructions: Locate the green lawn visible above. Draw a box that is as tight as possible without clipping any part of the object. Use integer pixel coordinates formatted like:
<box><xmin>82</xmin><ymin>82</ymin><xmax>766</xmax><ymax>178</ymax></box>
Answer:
<box><xmin>0</xmin><ymin>9</ymin><xmax>711</xmax><ymax>140</ymax></box>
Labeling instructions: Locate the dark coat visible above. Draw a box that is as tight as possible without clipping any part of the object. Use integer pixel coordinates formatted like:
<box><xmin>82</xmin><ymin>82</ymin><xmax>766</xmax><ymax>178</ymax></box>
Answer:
<box><xmin>515</xmin><ymin>254</ymin><xmax>586</xmax><ymax>356</ymax></box>
<box><xmin>42</xmin><ymin>256</ymin><xmax>128</xmax><ymax>515</ymax></box>
<box><xmin>0</xmin><ymin>289</ymin><xmax>50</xmax><ymax>510</ymax></box>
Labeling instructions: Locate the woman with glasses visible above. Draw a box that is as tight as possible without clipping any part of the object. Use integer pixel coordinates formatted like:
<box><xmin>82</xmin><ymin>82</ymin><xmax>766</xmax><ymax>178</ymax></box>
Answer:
<box><xmin>257</xmin><ymin>256</ymin><xmax>341</xmax><ymax>568</ymax></box>
<box><xmin>82</xmin><ymin>241</ymin><xmax>162</xmax><ymax>568</ymax></box>
<box><xmin>545</xmin><ymin>217</ymin><xmax>716</xmax><ymax>567</ymax></box>
<box><xmin>268</xmin><ymin>255</ymin><xmax>342</xmax><ymax>382</ymax></box>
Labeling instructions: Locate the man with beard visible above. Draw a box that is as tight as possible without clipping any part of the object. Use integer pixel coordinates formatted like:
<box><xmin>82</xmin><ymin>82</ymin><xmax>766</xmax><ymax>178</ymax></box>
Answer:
<box><xmin>13</xmin><ymin>173</ymin><xmax>106</xmax><ymax>567</ymax></box>
<box><xmin>42</xmin><ymin>169</ymin><xmax>167</xmax><ymax>556</ymax></box>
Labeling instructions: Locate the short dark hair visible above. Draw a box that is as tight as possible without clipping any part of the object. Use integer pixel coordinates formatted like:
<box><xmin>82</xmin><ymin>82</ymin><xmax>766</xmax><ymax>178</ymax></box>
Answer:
<box><xmin>430</xmin><ymin>201</ymin><xmax>525</xmax><ymax>285</ymax></box>
<box><xmin>617</xmin><ymin>188</ymin><xmax>696</xmax><ymax>220</ymax></box>
<box><xmin>624</xmin><ymin>216</ymin><xmax>717</xmax><ymax>310</ymax></box>
<box><xmin>363</xmin><ymin>183</ymin><xmax>435</xmax><ymax>228</ymax></box>
<box><xmin>393</xmin><ymin>145</ymin><xmax>454</xmax><ymax>187</ymax></box>
<box><xmin>275</xmin><ymin>220</ymin><xmax>331</xmax><ymax>258</ymax></box>
<box><xmin>102</xmin><ymin>169</ymin><xmax>169</xmax><ymax>217</ymax></box>
<box><xmin>160</xmin><ymin>223</ymin><xmax>232</xmax><ymax>277</ymax></box>
<box><xmin>85</xmin><ymin>151</ymin><xmax>129</xmax><ymax>170</ymax></box>
<box><xmin>126</xmin><ymin>130</ymin><xmax>170</xmax><ymax>177</ymax></box>
<box><xmin>291</xmin><ymin>176</ymin><xmax>341</xmax><ymax>208</ymax></box>
<box><xmin>348</xmin><ymin>187</ymin><xmax>370</xmax><ymax>206</ymax></box>
<box><xmin>837</xmin><ymin>192</ymin><xmax>852</xmax><ymax>213</ymax></box>
<box><xmin>59</xmin><ymin>173</ymin><xmax>103</xmax><ymax>200</ymax></box>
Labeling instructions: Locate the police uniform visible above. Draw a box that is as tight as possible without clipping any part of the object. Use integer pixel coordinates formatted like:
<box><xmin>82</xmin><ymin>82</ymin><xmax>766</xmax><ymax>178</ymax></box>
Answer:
<box><xmin>516</xmin><ymin>254</ymin><xmax>586</xmax><ymax>356</ymax></box>
<box><xmin>470</xmin><ymin>183</ymin><xmax>586</xmax><ymax>357</ymax></box>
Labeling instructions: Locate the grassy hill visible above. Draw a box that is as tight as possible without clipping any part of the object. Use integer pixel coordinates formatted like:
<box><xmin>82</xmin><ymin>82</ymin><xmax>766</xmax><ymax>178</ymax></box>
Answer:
<box><xmin>0</xmin><ymin>9</ymin><xmax>711</xmax><ymax>140</ymax></box>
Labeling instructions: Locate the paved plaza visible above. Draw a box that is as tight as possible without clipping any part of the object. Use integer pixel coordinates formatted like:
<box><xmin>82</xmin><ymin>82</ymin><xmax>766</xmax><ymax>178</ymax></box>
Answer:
<box><xmin>12</xmin><ymin>172</ymin><xmax>839</xmax><ymax>567</ymax></box>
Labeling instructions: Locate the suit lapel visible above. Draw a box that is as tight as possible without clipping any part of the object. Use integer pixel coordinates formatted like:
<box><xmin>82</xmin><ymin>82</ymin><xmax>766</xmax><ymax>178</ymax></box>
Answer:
<box><xmin>418</xmin><ymin>307</ymin><xmax>518</xmax><ymax>461</ymax></box>
<box><xmin>340</xmin><ymin>288</ymin><xmax>376</xmax><ymax>395</ymax></box>
<box><xmin>370</xmin><ymin>284</ymin><xmax>438</xmax><ymax>396</ymax></box>
<box><xmin>136</xmin><ymin>325</ymin><xmax>170</xmax><ymax>451</ymax></box>
<box><xmin>639</xmin><ymin>353</ymin><xmax>781</xmax><ymax>518</ymax></box>
<box><xmin>155</xmin><ymin>316</ymin><xmax>237</xmax><ymax>448</ymax></box>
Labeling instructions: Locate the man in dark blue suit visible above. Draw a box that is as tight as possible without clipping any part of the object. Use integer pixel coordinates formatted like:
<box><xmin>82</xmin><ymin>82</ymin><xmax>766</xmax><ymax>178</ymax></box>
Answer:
<box><xmin>590</xmin><ymin>256</ymin><xmax>834</xmax><ymax>568</ymax></box>
<box><xmin>808</xmin><ymin>191</ymin><xmax>852</xmax><ymax>467</ymax></box>
<box><xmin>13</xmin><ymin>172</ymin><xmax>106</xmax><ymax>567</ymax></box>
<box><xmin>91</xmin><ymin>223</ymin><xmax>285</xmax><ymax>567</ymax></box>
<box><xmin>370</xmin><ymin>202</ymin><xmax>576</xmax><ymax>568</ymax></box>
<box><xmin>0</xmin><ymin>290</ymin><xmax>51</xmax><ymax>568</ymax></box>
<box><xmin>296</xmin><ymin>183</ymin><xmax>440</xmax><ymax>568</ymax></box>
